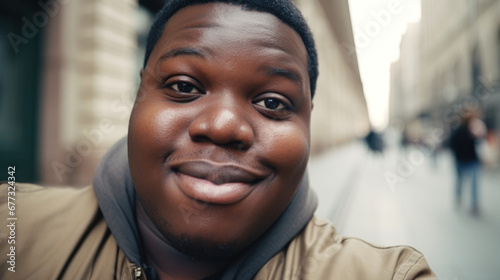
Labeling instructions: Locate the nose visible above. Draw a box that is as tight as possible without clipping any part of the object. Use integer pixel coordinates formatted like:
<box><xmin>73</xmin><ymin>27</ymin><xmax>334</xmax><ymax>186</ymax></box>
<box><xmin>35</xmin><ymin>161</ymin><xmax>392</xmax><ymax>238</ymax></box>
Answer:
<box><xmin>188</xmin><ymin>103</ymin><xmax>254</xmax><ymax>150</ymax></box>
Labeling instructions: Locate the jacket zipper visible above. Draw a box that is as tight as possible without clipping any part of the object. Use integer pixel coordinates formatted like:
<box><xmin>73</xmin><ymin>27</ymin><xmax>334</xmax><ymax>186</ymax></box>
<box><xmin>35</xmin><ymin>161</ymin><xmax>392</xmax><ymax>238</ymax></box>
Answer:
<box><xmin>132</xmin><ymin>266</ymin><xmax>145</xmax><ymax>280</ymax></box>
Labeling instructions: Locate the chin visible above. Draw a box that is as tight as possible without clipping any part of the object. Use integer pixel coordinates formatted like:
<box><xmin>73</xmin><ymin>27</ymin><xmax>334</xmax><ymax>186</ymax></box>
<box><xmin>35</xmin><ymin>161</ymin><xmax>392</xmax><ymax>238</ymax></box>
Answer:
<box><xmin>160</xmin><ymin>224</ymin><xmax>240</xmax><ymax>260</ymax></box>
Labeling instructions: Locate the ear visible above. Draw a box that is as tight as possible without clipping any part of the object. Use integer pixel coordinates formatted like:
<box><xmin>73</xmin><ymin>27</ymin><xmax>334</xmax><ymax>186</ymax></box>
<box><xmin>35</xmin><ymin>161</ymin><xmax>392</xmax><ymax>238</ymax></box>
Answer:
<box><xmin>311</xmin><ymin>102</ymin><xmax>314</xmax><ymax>111</ymax></box>
<box><xmin>140</xmin><ymin>68</ymin><xmax>144</xmax><ymax>78</ymax></box>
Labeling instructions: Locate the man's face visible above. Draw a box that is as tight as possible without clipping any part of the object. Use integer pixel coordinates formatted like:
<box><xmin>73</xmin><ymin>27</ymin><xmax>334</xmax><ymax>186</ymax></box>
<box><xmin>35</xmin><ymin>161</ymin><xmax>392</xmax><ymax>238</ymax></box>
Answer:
<box><xmin>128</xmin><ymin>3</ymin><xmax>311</xmax><ymax>259</ymax></box>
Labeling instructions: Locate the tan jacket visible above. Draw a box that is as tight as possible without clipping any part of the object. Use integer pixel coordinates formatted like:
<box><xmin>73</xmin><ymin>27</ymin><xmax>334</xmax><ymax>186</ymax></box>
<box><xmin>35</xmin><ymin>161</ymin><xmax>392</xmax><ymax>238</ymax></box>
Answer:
<box><xmin>0</xmin><ymin>183</ymin><xmax>436</xmax><ymax>280</ymax></box>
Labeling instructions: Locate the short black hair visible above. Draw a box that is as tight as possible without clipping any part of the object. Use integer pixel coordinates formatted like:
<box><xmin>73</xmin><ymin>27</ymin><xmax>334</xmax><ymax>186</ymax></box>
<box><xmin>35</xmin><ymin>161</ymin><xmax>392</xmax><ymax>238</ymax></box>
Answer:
<box><xmin>143</xmin><ymin>0</ymin><xmax>319</xmax><ymax>98</ymax></box>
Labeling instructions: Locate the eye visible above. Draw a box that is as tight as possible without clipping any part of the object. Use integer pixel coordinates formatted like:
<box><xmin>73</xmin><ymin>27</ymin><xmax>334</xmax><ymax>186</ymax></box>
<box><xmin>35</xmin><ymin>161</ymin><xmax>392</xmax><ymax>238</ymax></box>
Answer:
<box><xmin>161</xmin><ymin>77</ymin><xmax>204</xmax><ymax>102</ymax></box>
<box><xmin>169</xmin><ymin>81</ymin><xmax>201</xmax><ymax>94</ymax></box>
<box><xmin>255</xmin><ymin>98</ymin><xmax>287</xmax><ymax>110</ymax></box>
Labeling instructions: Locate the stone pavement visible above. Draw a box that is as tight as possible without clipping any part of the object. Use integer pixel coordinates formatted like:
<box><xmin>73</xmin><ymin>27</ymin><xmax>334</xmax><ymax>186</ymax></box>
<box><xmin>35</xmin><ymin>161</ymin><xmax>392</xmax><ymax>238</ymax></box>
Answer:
<box><xmin>308</xmin><ymin>142</ymin><xmax>500</xmax><ymax>280</ymax></box>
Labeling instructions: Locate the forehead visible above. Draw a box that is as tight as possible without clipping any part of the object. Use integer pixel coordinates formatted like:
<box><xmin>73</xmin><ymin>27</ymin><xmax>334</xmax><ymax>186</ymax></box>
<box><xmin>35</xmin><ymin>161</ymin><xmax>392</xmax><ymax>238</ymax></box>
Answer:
<box><xmin>149</xmin><ymin>3</ymin><xmax>309</xmax><ymax>76</ymax></box>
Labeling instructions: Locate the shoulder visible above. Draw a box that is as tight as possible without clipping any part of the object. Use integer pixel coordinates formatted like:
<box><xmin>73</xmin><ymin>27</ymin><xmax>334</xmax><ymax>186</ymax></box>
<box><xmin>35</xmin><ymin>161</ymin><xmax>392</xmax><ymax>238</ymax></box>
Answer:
<box><xmin>0</xmin><ymin>183</ymin><xmax>125</xmax><ymax>279</ymax></box>
<box><xmin>256</xmin><ymin>216</ymin><xmax>436</xmax><ymax>280</ymax></box>
<box><xmin>1</xmin><ymin>181</ymin><xmax>97</xmax><ymax>202</ymax></box>
<box><xmin>1</xmin><ymin>183</ymin><xmax>100</xmax><ymax>228</ymax></box>
<box><xmin>1</xmin><ymin>182</ymin><xmax>99</xmax><ymax>223</ymax></box>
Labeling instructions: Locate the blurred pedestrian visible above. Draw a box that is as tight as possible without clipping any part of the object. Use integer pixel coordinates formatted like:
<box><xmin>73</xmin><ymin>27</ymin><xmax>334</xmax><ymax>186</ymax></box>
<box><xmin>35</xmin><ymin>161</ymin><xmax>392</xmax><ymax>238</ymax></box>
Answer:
<box><xmin>400</xmin><ymin>128</ymin><xmax>410</xmax><ymax>156</ymax></box>
<box><xmin>449</xmin><ymin>114</ymin><xmax>487</xmax><ymax>215</ymax></box>
<box><xmin>365</xmin><ymin>129</ymin><xmax>385</xmax><ymax>155</ymax></box>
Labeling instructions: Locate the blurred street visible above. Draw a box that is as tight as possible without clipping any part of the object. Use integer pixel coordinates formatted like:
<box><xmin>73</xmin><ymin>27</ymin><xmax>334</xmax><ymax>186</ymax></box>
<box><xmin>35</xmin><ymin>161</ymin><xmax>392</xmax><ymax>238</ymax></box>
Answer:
<box><xmin>309</xmin><ymin>140</ymin><xmax>500</xmax><ymax>280</ymax></box>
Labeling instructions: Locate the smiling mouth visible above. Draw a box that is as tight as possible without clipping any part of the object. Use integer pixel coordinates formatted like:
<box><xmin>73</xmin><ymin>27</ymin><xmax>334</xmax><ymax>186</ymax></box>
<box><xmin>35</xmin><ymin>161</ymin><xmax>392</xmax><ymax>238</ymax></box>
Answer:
<box><xmin>171</xmin><ymin>160</ymin><xmax>269</xmax><ymax>204</ymax></box>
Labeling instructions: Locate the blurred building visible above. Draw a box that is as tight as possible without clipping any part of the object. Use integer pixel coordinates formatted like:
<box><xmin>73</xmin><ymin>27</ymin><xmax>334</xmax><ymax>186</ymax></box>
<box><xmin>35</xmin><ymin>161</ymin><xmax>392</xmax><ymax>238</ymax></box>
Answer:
<box><xmin>295</xmin><ymin>0</ymin><xmax>370</xmax><ymax>154</ymax></box>
<box><xmin>0</xmin><ymin>0</ymin><xmax>368</xmax><ymax>186</ymax></box>
<box><xmin>0</xmin><ymin>0</ymin><xmax>158</xmax><ymax>186</ymax></box>
<box><xmin>390</xmin><ymin>0</ymin><xmax>500</xmax><ymax>144</ymax></box>
<box><xmin>390</xmin><ymin>22</ymin><xmax>422</xmax><ymax>142</ymax></box>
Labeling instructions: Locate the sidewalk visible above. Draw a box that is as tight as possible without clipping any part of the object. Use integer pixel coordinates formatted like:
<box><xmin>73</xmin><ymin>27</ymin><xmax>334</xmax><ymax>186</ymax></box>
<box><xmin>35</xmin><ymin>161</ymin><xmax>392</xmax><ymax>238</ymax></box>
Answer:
<box><xmin>308</xmin><ymin>143</ymin><xmax>500</xmax><ymax>280</ymax></box>
<box><xmin>308</xmin><ymin>140</ymin><xmax>367</xmax><ymax>227</ymax></box>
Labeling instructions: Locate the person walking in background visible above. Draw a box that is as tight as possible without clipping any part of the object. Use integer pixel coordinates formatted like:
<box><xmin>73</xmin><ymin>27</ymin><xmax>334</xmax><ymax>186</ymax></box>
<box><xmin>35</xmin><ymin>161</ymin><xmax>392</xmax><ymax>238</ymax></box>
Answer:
<box><xmin>365</xmin><ymin>129</ymin><xmax>385</xmax><ymax>155</ymax></box>
<box><xmin>449</xmin><ymin>113</ymin><xmax>487</xmax><ymax>215</ymax></box>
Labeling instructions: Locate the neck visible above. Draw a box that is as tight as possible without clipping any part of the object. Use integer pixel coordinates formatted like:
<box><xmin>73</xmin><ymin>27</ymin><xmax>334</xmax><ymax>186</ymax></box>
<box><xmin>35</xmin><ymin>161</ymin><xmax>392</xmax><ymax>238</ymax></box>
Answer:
<box><xmin>136</xmin><ymin>200</ymin><xmax>229</xmax><ymax>280</ymax></box>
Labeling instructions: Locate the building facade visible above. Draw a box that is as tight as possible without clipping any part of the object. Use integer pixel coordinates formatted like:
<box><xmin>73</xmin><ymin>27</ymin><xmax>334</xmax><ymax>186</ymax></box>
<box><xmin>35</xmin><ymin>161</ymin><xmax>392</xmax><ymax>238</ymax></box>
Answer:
<box><xmin>296</xmin><ymin>0</ymin><xmax>370</xmax><ymax>154</ymax></box>
<box><xmin>390</xmin><ymin>0</ymin><xmax>500</xmax><ymax>145</ymax></box>
<box><xmin>1</xmin><ymin>0</ymin><xmax>369</xmax><ymax>186</ymax></box>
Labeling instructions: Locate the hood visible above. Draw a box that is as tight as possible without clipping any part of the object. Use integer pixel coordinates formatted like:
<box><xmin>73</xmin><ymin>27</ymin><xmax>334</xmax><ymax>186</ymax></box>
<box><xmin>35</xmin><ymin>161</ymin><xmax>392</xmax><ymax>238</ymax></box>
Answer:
<box><xmin>93</xmin><ymin>137</ymin><xmax>318</xmax><ymax>279</ymax></box>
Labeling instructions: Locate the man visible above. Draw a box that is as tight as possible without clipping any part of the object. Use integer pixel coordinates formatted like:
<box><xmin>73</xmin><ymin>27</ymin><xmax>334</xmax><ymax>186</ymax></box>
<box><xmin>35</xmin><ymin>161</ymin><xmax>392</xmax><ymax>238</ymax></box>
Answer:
<box><xmin>449</xmin><ymin>113</ymin><xmax>487</xmax><ymax>215</ymax></box>
<box><xmin>1</xmin><ymin>1</ymin><xmax>436</xmax><ymax>279</ymax></box>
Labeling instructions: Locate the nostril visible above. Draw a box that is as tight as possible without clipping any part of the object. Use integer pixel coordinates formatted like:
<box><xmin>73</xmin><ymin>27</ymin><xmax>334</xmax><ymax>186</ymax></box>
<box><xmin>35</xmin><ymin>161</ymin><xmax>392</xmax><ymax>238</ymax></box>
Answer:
<box><xmin>236</xmin><ymin>142</ymin><xmax>250</xmax><ymax>151</ymax></box>
<box><xmin>192</xmin><ymin>135</ymin><xmax>210</xmax><ymax>143</ymax></box>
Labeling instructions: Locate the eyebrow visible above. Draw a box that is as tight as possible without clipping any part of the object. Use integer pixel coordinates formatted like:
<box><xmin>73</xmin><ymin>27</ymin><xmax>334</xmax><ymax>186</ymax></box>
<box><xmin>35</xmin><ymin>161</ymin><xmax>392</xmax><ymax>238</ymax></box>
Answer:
<box><xmin>157</xmin><ymin>47</ymin><xmax>303</xmax><ymax>87</ymax></box>
<box><xmin>263</xmin><ymin>66</ymin><xmax>302</xmax><ymax>88</ymax></box>
<box><xmin>158</xmin><ymin>47</ymin><xmax>206</xmax><ymax>63</ymax></box>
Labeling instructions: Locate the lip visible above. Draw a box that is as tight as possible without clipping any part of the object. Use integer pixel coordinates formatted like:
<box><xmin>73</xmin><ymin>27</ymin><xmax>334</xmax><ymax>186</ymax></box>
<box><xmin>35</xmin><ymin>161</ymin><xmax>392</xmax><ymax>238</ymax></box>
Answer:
<box><xmin>171</xmin><ymin>160</ymin><xmax>268</xmax><ymax>204</ymax></box>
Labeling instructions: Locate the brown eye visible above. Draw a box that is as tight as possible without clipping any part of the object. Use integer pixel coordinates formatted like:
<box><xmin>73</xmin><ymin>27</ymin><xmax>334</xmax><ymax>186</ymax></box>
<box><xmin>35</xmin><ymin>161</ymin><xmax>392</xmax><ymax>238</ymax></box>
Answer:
<box><xmin>170</xmin><ymin>82</ymin><xmax>201</xmax><ymax>94</ymax></box>
<box><xmin>256</xmin><ymin>98</ymin><xmax>287</xmax><ymax>110</ymax></box>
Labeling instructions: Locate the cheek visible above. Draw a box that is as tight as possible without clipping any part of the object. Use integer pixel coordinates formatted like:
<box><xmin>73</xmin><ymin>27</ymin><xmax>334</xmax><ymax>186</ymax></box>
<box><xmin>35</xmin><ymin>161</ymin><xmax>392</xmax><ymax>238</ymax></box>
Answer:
<box><xmin>129</xmin><ymin>101</ymin><xmax>187</xmax><ymax>150</ymax></box>
<box><xmin>244</xmin><ymin>123</ymin><xmax>309</xmax><ymax>238</ymax></box>
<box><xmin>128</xmin><ymin>99</ymin><xmax>191</xmax><ymax>184</ymax></box>
<box><xmin>262</xmin><ymin>123</ymin><xmax>310</xmax><ymax>178</ymax></box>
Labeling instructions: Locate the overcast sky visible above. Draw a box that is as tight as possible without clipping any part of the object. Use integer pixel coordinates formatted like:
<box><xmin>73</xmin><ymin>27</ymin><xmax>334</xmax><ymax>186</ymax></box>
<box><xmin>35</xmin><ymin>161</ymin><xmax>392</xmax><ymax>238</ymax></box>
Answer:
<box><xmin>348</xmin><ymin>0</ymin><xmax>421</xmax><ymax>130</ymax></box>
